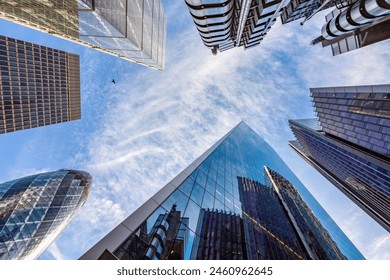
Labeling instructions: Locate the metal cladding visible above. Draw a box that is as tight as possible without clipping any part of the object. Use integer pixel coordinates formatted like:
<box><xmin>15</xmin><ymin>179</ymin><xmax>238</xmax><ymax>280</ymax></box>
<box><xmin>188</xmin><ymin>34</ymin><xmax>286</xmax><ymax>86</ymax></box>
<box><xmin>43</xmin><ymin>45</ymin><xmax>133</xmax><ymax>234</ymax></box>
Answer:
<box><xmin>322</xmin><ymin>0</ymin><xmax>390</xmax><ymax>39</ymax></box>
<box><xmin>280</xmin><ymin>0</ymin><xmax>338</xmax><ymax>25</ymax></box>
<box><xmin>184</xmin><ymin>0</ymin><xmax>290</xmax><ymax>53</ymax></box>
<box><xmin>184</xmin><ymin>0</ymin><xmax>236</xmax><ymax>51</ymax></box>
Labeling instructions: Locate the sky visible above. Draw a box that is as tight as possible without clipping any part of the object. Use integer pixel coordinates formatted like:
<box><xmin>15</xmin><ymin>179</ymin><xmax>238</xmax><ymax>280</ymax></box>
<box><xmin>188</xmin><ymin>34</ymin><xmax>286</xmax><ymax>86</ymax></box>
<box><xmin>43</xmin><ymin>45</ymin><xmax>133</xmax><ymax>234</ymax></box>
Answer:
<box><xmin>0</xmin><ymin>1</ymin><xmax>389</xmax><ymax>260</ymax></box>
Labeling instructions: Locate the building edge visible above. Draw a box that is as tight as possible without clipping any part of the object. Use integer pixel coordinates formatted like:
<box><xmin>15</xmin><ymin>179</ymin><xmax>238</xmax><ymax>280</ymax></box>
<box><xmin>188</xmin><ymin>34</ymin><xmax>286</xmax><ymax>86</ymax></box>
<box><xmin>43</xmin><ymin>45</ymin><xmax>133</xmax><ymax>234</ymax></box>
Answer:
<box><xmin>79</xmin><ymin>121</ymin><xmax>244</xmax><ymax>259</ymax></box>
<box><xmin>0</xmin><ymin>11</ymin><xmax>164</xmax><ymax>70</ymax></box>
<box><xmin>288</xmin><ymin>139</ymin><xmax>390</xmax><ymax>233</ymax></box>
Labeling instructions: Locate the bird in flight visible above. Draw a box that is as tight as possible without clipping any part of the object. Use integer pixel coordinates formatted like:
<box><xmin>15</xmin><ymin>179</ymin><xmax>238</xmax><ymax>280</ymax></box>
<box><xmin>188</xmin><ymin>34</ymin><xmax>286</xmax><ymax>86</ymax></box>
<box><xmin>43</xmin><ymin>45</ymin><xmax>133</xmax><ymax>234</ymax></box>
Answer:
<box><xmin>112</xmin><ymin>79</ymin><xmax>116</xmax><ymax>84</ymax></box>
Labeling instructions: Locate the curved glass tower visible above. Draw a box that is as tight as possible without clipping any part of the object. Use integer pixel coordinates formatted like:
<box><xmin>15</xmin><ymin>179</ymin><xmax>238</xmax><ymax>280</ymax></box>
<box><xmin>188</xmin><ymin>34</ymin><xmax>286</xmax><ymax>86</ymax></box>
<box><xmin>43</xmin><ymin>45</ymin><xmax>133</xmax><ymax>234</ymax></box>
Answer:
<box><xmin>80</xmin><ymin>122</ymin><xmax>364</xmax><ymax>260</ymax></box>
<box><xmin>0</xmin><ymin>169</ymin><xmax>92</xmax><ymax>260</ymax></box>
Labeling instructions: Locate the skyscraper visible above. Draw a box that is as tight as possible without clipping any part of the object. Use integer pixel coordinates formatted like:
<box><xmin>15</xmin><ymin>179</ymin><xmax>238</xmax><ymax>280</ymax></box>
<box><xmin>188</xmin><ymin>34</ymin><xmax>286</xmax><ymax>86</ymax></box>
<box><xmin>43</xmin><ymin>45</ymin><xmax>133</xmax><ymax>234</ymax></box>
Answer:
<box><xmin>0</xmin><ymin>1</ymin><xmax>79</xmax><ymax>37</ymax></box>
<box><xmin>0</xmin><ymin>35</ymin><xmax>80</xmax><ymax>134</ymax></box>
<box><xmin>80</xmin><ymin>122</ymin><xmax>364</xmax><ymax>260</ymax></box>
<box><xmin>0</xmin><ymin>0</ymin><xmax>166</xmax><ymax>69</ymax></box>
<box><xmin>289</xmin><ymin>84</ymin><xmax>390</xmax><ymax>232</ymax></box>
<box><xmin>310</xmin><ymin>0</ymin><xmax>390</xmax><ymax>55</ymax></box>
<box><xmin>0</xmin><ymin>169</ymin><xmax>92</xmax><ymax>260</ymax></box>
<box><xmin>184</xmin><ymin>0</ymin><xmax>290</xmax><ymax>54</ymax></box>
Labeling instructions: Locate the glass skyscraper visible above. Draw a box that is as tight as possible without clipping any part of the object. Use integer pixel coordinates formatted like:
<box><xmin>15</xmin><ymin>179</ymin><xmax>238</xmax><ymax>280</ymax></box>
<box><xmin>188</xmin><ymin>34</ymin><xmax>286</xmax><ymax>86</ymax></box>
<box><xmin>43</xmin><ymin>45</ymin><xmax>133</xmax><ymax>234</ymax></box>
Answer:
<box><xmin>0</xmin><ymin>35</ymin><xmax>80</xmax><ymax>134</ymax></box>
<box><xmin>80</xmin><ymin>122</ymin><xmax>364</xmax><ymax>260</ymax></box>
<box><xmin>0</xmin><ymin>0</ymin><xmax>166</xmax><ymax>69</ymax></box>
<box><xmin>0</xmin><ymin>1</ymin><xmax>79</xmax><ymax>37</ymax></box>
<box><xmin>0</xmin><ymin>169</ymin><xmax>92</xmax><ymax>260</ymax></box>
<box><xmin>289</xmin><ymin>84</ymin><xmax>390</xmax><ymax>232</ymax></box>
<box><xmin>184</xmin><ymin>0</ymin><xmax>290</xmax><ymax>54</ymax></box>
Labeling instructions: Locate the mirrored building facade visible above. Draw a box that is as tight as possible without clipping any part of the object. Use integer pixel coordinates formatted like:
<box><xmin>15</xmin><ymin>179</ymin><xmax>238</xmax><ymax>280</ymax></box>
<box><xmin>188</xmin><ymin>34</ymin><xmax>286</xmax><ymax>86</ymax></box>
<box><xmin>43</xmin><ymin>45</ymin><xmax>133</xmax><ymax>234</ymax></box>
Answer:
<box><xmin>289</xmin><ymin>84</ymin><xmax>390</xmax><ymax>232</ymax></box>
<box><xmin>0</xmin><ymin>35</ymin><xmax>80</xmax><ymax>134</ymax></box>
<box><xmin>80</xmin><ymin>122</ymin><xmax>364</xmax><ymax>260</ymax></box>
<box><xmin>184</xmin><ymin>0</ymin><xmax>290</xmax><ymax>54</ymax></box>
<box><xmin>0</xmin><ymin>0</ymin><xmax>166</xmax><ymax>69</ymax></box>
<box><xmin>0</xmin><ymin>169</ymin><xmax>92</xmax><ymax>260</ymax></box>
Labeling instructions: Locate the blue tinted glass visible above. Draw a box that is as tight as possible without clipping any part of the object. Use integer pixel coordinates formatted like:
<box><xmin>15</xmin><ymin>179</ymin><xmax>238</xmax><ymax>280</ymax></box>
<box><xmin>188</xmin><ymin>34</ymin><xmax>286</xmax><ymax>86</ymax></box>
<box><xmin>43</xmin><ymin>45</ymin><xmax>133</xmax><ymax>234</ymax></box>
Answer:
<box><xmin>108</xmin><ymin>122</ymin><xmax>364</xmax><ymax>260</ymax></box>
<box><xmin>190</xmin><ymin>183</ymin><xmax>205</xmax><ymax>206</ymax></box>
<box><xmin>178</xmin><ymin>177</ymin><xmax>194</xmax><ymax>196</ymax></box>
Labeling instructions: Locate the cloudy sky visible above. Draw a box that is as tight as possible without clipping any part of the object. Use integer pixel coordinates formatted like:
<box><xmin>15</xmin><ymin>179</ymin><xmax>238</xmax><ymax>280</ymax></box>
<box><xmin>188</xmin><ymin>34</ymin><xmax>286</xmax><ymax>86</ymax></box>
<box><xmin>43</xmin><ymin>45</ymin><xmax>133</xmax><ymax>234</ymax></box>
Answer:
<box><xmin>0</xmin><ymin>1</ymin><xmax>389</xmax><ymax>260</ymax></box>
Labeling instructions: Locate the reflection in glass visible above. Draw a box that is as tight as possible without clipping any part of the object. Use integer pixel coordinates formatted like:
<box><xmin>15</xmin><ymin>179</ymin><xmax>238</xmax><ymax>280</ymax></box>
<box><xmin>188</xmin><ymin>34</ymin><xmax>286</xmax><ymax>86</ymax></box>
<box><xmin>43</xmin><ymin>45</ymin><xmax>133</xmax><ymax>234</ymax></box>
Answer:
<box><xmin>84</xmin><ymin>122</ymin><xmax>365</xmax><ymax>260</ymax></box>
<box><xmin>113</xmin><ymin>204</ymin><xmax>189</xmax><ymax>260</ymax></box>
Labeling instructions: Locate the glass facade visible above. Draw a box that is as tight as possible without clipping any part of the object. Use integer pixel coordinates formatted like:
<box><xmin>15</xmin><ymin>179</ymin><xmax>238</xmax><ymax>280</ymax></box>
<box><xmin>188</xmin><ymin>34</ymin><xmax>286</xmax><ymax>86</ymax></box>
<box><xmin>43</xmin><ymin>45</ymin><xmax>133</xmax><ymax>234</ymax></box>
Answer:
<box><xmin>311</xmin><ymin>85</ymin><xmax>390</xmax><ymax>157</ymax></box>
<box><xmin>0</xmin><ymin>0</ymin><xmax>166</xmax><ymax>69</ymax></box>
<box><xmin>289</xmin><ymin>118</ymin><xmax>390</xmax><ymax>233</ymax></box>
<box><xmin>184</xmin><ymin>0</ymin><xmax>290</xmax><ymax>54</ymax></box>
<box><xmin>0</xmin><ymin>35</ymin><xmax>80</xmax><ymax>134</ymax></box>
<box><xmin>79</xmin><ymin>0</ymin><xmax>166</xmax><ymax>69</ymax></box>
<box><xmin>0</xmin><ymin>0</ymin><xmax>79</xmax><ymax>37</ymax></box>
<box><xmin>0</xmin><ymin>169</ymin><xmax>92</xmax><ymax>260</ymax></box>
<box><xmin>265</xmin><ymin>167</ymin><xmax>347</xmax><ymax>259</ymax></box>
<box><xmin>80</xmin><ymin>122</ymin><xmax>364</xmax><ymax>260</ymax></box>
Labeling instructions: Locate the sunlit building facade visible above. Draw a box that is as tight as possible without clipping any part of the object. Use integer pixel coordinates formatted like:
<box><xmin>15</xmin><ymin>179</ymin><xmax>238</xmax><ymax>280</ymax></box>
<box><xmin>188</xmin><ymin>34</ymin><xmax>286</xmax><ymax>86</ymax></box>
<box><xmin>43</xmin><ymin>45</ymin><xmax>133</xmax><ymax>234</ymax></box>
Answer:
<box><xmin>289</xmin><ymin>84</ymin><xmax>390</xmax><ymax>232</ymax></box>
<box><xmin>0</xmin><ymin>0</ymin><xmax>166</xmax><ymax>69</ymax></box>
<box><xmin>0</xmin><ymin>169</ymin><xmax>92</xmax><ymax>260</ymax></box>
<box><xmin>184</xmin><ymin>0</ymin><xmax>290</xmax><ymax>54</ymax></box>
<box><xmin>0</xmin><ymin>35</ymin><xmax>80</xmax><ymax>134</ymax></box>
<box><xmin>80</xmin><ymin>122</ymin><xmax>364</xmax><ymax>260</ymax></box>
<box><xmin>0</xmin><ymin>0</ymin><xmax>79</xmax><ymax>37</ymax></box>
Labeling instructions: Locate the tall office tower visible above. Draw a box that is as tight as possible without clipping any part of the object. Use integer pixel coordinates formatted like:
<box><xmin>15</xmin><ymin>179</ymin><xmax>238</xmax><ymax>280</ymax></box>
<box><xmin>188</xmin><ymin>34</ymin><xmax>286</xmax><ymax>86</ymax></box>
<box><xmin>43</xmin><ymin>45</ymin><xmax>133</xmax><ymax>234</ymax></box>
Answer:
<box><xmin>184</xmin><ymin>0</ymin><xmax>290</xmax><ymax>54</ymax></box>
<box><xmin>0</xmin><ymin>1</ymin><xmax>166</xmax><ymax>69</ymax></box>
<box><xmin>0</xmin><ymin>35</ymin><xmax>80</xmax><ymax>134</ymax></box>
<box><xmin>80</xmin><ymin>122</ymin><xmax>364</xmax><ymax>260</ymax></box>
<box><xmin>0</xmin><ymin>169</ymin><xmax>92</xmax><ymax>260</ymax></box>
<box><xmin>310</xmin><ymin>0</ymin><xmax>390</xmax><ymax>56</ymax></box>
<box><xmin>112</xmin><ymin>204</ymin><xmax>189</xmax><ymax>260</ymax></box>
<box><xmin>0</xmin><ymin>1</ymin><xmax>79</xmax><ymax>37</ymax></box>
<box><xmin>289</xmin><ymin>84</ymin><xmax>390</xmax><ymax>232</ymax></box>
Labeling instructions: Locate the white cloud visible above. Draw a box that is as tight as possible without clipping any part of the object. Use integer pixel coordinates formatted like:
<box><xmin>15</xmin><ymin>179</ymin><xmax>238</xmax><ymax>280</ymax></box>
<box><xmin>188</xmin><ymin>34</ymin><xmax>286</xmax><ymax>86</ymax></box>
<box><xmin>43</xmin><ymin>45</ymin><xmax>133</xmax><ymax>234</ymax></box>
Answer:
<box><xmin>367</xmin><ymin>235</ymin><xmax>390</xmax><ymax>259</ymax></box>
<box><xmin>44</xmin><ymin>242</ymin><xmax>66</xmax><ymax>260</ymax></box>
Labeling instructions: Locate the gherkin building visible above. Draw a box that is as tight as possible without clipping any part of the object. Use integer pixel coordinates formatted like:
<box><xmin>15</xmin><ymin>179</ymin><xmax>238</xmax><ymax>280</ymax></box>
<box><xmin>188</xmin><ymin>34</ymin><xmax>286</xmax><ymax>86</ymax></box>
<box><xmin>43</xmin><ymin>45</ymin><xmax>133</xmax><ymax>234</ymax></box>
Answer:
<box><xmin>0</xmin><ymin>169</ymin><xmax>91</xmax><ymax>260</ymax></box>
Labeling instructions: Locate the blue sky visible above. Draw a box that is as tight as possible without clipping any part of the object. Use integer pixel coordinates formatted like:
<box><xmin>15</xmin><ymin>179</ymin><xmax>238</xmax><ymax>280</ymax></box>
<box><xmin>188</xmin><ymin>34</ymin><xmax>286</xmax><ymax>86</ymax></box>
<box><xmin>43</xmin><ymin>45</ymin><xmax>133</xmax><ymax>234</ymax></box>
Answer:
<box><xmin>0</xmin><ymin>1</ymin><xmax>389</xmax><ymax>259</ymax></box>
